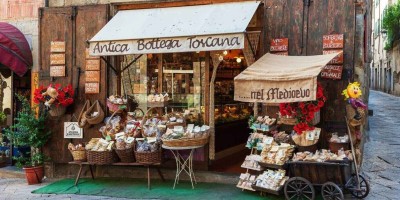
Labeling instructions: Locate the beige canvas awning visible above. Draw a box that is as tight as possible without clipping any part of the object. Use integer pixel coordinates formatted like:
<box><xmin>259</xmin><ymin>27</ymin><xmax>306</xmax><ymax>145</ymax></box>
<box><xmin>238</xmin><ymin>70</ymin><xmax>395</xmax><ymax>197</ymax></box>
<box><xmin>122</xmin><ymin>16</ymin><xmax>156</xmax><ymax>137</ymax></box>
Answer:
<box><xmin>234</xmin><ymin>53</ymin><xmax>340</xmax><ymax>103</ymax></box>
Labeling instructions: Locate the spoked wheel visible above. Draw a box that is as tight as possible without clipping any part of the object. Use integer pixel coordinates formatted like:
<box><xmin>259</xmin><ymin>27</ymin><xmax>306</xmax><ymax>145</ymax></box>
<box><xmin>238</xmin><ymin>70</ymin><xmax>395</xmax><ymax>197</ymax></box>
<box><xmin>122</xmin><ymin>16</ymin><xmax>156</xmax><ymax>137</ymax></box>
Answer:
<box><xmin>348</xmin><ymin>174</ymin><xmax>370</xmax><ymax>199</ymax></box>
<box><xmin>321</xmin><ymin>182</ymin><xmax>344</xmax><ymax>200</ymax></box>
<box><xmin>284</xmin><ymin>177</ymin><xmax>315</xmax><ymax>200</ymax></box>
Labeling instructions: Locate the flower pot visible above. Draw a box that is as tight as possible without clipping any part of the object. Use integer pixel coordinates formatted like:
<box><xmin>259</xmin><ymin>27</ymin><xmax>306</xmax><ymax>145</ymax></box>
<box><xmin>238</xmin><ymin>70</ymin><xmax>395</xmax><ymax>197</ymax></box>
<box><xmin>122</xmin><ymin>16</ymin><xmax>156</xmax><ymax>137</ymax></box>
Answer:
<box><xmin>49</xmin><ymin>105</ymin><xmax>66</xmax><ymax>117</ymax></box>
<box><xmin>23</xmin><ymin>165</ymin><xmax>44</xmax><ymax>185</ymax></box>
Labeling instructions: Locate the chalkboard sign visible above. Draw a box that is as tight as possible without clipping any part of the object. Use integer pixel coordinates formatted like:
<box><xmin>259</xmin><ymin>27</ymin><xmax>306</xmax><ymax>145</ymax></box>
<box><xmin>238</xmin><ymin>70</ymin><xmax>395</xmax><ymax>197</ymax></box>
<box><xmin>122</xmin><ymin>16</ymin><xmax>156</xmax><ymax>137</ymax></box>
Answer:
<box><xmin>323</xmin><ymin>50</ymin><xmax>343</xmax><ymax>64</ymax></box>
<box><xmin>323</xmin><ymin>34</ymin><xmax>344</xmax><ymax>49</ymax></box>
<box><xmin>270</xmin><ymin>38</ymin><xmax>288</xmax><ymax>52</ymax></box>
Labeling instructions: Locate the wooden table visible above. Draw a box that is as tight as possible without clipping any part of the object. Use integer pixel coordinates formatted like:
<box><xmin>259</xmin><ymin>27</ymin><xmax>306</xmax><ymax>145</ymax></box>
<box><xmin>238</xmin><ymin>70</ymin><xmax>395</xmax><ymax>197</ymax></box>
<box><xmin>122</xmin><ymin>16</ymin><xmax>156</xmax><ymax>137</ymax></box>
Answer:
<box><xmin>68</xmin><ymin>161</ymin><xmax>165</xmax><ymax>189</ymax></box>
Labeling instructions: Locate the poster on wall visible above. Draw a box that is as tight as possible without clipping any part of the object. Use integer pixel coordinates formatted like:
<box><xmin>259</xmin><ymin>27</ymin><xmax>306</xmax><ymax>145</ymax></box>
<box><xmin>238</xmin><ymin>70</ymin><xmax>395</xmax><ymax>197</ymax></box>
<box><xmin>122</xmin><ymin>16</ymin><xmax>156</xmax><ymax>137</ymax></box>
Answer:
<box><xmin>64</xmin><ymin>122</ymin><xmax>83</xmax><ymax>139</ymax></box>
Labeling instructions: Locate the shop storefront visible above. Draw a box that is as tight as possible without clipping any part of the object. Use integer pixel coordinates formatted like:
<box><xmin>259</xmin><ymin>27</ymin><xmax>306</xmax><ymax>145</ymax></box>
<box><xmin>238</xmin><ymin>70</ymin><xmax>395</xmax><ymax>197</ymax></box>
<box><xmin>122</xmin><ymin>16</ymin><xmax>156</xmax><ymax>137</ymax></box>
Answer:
<box><xmin>0</xmin><ymin>22</ymin><xmax>32</xmax><ymax>167</ymax></box>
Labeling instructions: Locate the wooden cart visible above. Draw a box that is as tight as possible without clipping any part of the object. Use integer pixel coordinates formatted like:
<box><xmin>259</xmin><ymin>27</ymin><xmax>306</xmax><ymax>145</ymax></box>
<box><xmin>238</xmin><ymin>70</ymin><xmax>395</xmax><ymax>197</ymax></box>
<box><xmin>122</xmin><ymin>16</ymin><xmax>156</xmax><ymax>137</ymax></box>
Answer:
<box><xmin>284</xmin><ymin>160</ymin><xmax>369</xmax><ymax>200</ymax></box>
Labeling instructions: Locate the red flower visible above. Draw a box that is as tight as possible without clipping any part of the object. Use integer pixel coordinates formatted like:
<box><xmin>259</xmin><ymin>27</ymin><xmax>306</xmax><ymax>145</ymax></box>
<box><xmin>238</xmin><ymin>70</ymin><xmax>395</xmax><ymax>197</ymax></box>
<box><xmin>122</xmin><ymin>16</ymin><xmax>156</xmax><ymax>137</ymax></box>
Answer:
<box><xmin>299</xmin><ymin>102</ymin><xmax>305</xmax><ymax>109</ymax></box>
<box><xmin>317</xmin><ymin>100</ymin><xmax>324</xmax><ymax>108</ymax></box>
<box><xmin>307</xmin><ymin>104</ymin><xmax>315</xmax><ymax>112</ymax></box>
<box><xmin>33</xmin><ymin>84</ymin><xmax>74</xmax><ymax>107</ymax></box>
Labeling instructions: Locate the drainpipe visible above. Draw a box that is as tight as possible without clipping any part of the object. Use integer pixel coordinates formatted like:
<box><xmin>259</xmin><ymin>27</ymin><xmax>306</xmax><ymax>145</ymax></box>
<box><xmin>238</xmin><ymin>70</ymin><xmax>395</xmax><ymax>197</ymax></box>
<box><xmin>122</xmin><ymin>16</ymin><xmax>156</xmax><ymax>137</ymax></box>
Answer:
<box><xmin>301</xmin><ymin>0</ymin><xmax>311</xmax><ymax>55</ymax></box>
<box><xmin>44</xmin><ymin>0</ymin><xmax>49</xmax><ymax>7</ymax></box>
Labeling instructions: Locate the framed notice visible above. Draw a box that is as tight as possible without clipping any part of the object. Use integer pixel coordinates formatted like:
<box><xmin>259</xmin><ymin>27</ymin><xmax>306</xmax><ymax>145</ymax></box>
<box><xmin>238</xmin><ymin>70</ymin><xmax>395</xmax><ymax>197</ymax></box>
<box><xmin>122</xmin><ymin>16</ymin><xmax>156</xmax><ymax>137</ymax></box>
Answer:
<box><xmin>86</xmin><ymin>59</ymin><xmax>100</xmax><ymax>70</ymax></box>
<box><xmin>85</xmin><ymin>71</ymin><xmax>100</xmax><ymax>82</ymax></box>
<box><xmin>64</xmin><ymin>122</ymin><xmax>83</xmax><ymax>139</ymax></box>
<box><xmin>50</xmin><ymin>53</ymin><xmax>65</xmax><ymax>65</ymax></box>
<box><xmin>50</xmin><ymin>41</ymin><xmax>65</xmax><ymax>53</ymax></box>
<box><xmin>85</xmin><ymin>82</ymin><xmax>100</xmax><ymax>94</ymax></box>
<box><xmin>321</xmin><ymin>65</ymin><xmax>343</xmax><ymax>80</ymax></box>
<box><xmin>270</xmin><ymin>38</ymin><xmax>288</xmax><ymax>52</ymax></box>
<box><xmin>323</xmin><ymin>50</ymin><xmax>343</xmax><ymax>64</ymax></box>
<box><xmin>323</xmin><ymin>34</ymin><xmax>344</xmax><ymax>49</ymax></box>
<box><xmin>50</xmin><ymin>65</ymin><xmax>66</xmax><ymax>77</ymax></box>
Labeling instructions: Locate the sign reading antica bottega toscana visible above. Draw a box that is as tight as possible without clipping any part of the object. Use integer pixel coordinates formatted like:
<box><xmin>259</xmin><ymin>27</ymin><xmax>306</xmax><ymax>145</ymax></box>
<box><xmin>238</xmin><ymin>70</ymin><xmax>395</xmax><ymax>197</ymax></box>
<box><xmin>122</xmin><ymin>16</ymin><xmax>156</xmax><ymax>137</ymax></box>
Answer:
<box><xmin>89</xmin><ymin>33</ymin><xmax>244</xmax><ymax>56</ymax></box>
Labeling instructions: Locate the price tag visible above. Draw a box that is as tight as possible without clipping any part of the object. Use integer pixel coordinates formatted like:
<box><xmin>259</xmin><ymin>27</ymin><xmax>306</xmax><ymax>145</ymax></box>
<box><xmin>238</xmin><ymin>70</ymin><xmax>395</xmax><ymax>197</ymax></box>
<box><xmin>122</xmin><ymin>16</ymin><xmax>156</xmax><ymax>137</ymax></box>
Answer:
<box><xmin>314</xmin><ymin>128</ymin><xmax>321</xmax><ymax>139</ymax></box>
<box><xmin>306</xmin><ymin>131</ymin><xmax>315</xmax><ymax>141</ymax></box>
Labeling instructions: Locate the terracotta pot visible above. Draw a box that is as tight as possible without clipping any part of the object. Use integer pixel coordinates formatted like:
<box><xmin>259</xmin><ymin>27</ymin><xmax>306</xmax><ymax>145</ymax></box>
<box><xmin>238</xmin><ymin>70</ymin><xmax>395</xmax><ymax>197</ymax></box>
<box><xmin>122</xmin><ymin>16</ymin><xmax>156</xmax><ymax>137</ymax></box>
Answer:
<box><xmin>23</xmin><ymin>166</ymin><xmax>44</xmax><ymax>185</ymax></box>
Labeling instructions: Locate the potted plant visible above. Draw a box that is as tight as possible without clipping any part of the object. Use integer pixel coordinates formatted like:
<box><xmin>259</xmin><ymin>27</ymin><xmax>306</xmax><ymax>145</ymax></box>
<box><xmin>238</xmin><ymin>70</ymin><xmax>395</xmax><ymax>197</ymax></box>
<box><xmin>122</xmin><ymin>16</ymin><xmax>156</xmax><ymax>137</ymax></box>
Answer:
<box><xmin>4</xmin><ymin>94</ymin><xmax>51</xmax><ymax>184</ymax></box>
<box><xmin>33</xmin><ymin>84</ymin><xmax>74</xmax><ymax>117</ymax></box>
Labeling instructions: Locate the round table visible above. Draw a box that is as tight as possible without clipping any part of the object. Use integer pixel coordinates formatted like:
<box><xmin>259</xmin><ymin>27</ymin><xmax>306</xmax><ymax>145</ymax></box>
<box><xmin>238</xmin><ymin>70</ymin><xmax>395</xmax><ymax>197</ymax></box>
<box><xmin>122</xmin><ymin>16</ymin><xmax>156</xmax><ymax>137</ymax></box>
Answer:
<box><xmin>162</xmin><ymin>144</ymin><xmax>204</xmax><ymax>189</ymax></box>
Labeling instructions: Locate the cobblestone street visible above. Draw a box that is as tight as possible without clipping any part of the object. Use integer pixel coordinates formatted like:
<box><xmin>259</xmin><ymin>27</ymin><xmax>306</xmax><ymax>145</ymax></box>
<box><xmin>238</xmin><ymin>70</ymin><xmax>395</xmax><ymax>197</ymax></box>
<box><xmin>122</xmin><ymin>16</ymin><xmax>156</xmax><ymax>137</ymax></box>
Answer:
<box><xmin>363</xmin><ymin>90</ymin><xmax>400</xmax><ymax>199</ymax></box>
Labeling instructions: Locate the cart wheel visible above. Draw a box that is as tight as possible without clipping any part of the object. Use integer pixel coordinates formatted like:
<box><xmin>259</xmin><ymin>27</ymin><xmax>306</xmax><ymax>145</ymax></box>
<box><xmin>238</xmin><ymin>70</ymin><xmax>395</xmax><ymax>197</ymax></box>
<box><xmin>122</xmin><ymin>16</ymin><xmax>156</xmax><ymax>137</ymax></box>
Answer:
<box><xmin>349</xmin><ymin>174</ymin><xmax>370</xmax><ymax>199</ymax></box>
<box><xmin>321</xmin><ymin>182</ymin><xmax>344</xmax><ymax>200</ymax></box>
<box><xmin>284</xmin><ymin>177</ymin><xmax>315</xmax><ymax>200</ymax></box>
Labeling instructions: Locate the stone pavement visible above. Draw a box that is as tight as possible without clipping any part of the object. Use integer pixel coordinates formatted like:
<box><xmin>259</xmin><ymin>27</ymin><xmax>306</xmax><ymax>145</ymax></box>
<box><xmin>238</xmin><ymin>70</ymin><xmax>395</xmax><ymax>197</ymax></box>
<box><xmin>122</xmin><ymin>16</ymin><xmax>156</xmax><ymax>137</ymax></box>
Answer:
<box><xmin>363</xmin><ymin>90</ymin><xmax>400</xmax><ymax>199</ymax></box>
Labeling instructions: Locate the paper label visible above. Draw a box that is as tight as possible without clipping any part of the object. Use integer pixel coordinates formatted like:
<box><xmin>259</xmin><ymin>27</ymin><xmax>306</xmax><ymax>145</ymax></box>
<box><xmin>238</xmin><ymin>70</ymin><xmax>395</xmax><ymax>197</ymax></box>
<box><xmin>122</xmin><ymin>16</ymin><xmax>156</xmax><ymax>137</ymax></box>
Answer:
<box><xmin>306</xmin><ymin>131</ymin><xmax>315</xmax><ymax>141</ymax></box>
<box><xmin>264</xmin><ymin>137</ymin><xmax>274</xmax><ymax>145</ymax></box>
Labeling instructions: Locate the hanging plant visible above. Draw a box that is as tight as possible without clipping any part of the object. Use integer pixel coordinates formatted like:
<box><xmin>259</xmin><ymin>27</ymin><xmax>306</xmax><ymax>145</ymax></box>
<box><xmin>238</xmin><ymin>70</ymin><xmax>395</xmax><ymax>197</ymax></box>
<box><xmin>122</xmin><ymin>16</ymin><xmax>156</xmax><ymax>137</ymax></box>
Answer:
<box><xmin>279</xmin><ymin>83</ymin><xmax>326</xmax><ymax>135</ymax></box>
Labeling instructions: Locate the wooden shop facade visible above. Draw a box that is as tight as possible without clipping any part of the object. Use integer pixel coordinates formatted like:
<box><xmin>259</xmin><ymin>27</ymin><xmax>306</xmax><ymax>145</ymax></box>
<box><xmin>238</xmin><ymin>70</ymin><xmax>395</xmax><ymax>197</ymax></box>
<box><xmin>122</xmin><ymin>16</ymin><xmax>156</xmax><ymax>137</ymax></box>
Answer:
<box><xmin>37</xmin><ymin>0</ymin><xmax>372</xmax><ymax>177</ymax></box>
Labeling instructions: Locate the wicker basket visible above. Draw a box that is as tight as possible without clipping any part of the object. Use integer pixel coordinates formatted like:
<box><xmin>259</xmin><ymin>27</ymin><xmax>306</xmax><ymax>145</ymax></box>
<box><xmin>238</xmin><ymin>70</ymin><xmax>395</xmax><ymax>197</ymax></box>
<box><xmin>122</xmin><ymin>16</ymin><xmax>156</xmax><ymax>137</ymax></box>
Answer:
<box><xmin>162</xmin><ymin>135</ymin><xmax>209</xmax><ymax>147</ymax></box>
<box><xmin>87</xmin><ymin>150</ymin><xmax>117</xmax><ymax>165</ymax></box>
<box><xmin>115</xmin><ymin>147</ymin><xmax>135</xmax><ymax>163</ymax></box>
<box><xmin>49</xmin><ymin>105</ymin><xmax>66</xmax><ymax>117</ymax></box>
<box><xmin>279</xmin><ymin>117</ymin><xmax>297</xmax><ymax>125</ymax></box>
<box><xmin>134</xmin><ymin>150</ymin><xmax>162</xmax><ymax>164</ymax></box>
<box><xmin>107</xmin><ymin>97</ymin><xmax>126</xmax><ymax>114</ymax></box>
<box><xmin>70</xmin><ymin>150</ymin><xmax>87</xmax><ymax>161</ymax></box>
<box><xmin>147</xmin><ymin>101</ymin><xmax>167</xmax><ymax>108</ymax></box>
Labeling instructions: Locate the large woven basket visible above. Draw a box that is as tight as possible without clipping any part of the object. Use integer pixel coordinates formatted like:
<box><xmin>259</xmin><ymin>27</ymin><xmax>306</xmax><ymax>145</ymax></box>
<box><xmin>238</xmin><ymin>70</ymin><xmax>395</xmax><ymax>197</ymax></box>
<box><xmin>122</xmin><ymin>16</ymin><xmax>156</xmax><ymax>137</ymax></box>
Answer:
<box><xmin>107</xmin><ymin>97</ymin><xmax>126</xmax><ymax>114</ymax></box>
<box><xmin>70</xmin><ymin>150</ymin><xmax>87</xmax><ymax>161</ymax></box>
<box><xmin>162</xmin><ymin>135</ymin><xmax>209</xmax><ymax>147</ymax></box>
<box><xmin>279</xmin><ymin>117</ymin><xmax>297</xmax><ymax>125</ymax></box>
<box><xmin>85</xmin><ymin>100</ymin><xmax>105</xmax><ymax>125</ymax></box>
<box><xmin>115</xmin><ymin>147</ymin><xmax>135</xmax><ymax>163</ymax></box>
<box><xmin>134</xmin><ymin>150</ymin><xmax>162</xmax><ymax>164</ymax></box>
<box><xmin>87</xmin><ymin>150</ymin><xmax>117</xmax><ymax>165</ymax></box>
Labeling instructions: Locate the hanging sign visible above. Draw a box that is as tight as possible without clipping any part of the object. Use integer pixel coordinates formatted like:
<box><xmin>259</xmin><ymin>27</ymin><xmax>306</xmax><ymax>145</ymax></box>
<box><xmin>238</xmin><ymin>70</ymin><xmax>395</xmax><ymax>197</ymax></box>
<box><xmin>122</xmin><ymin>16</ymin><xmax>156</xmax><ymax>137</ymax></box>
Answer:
<box><xmin>64</xmin><ymin>122</ymin><xmax>83</xmax><ymax>139</ymax></box>
<box><xmin>50</xmin><ymin>65</ymin><xmax>66</xmax><ymax>77</ymax></box>
<box><xmin>50</xmin><ymin>41</ymin><xmax>65</xmax><ymax>53</ymax></box>
<box><xmin>50</xmin><ymin>53</ymin><xmax>65</xmax><ymax>65</ymax></box>
<box><xmin>323</xmin><ymin>50</ymin><xmax>343</xmax><ymax>64</ymax></box>
<box><xmin>85</xmin><ymin>71</ymin><xmax>100</xmax><ymax>82</ymax></box>
<box><xmin>89</xmin><ymin>33</ymin><xmax>245</xmax><ymax>56</ymax></box>
<box><xmin>85</xmin><ymin>82</ymin><xmax>100</xmax><ymax>94</ymax></box>
<box><xmin>323</xmin><ymin>34</ymin><xmax>344</xmax><ymax>49</ymax></box>
<box><xmin>86</xmin><ymin>59</ymin><xmax>100</xmax><ymax>70</ymax></box>
<box><xmin>270</xmin><ymin>38</ymin><xmax>288</xmax><ymax>52</ymax></box>
<box><xmin>321</xmin><ymin>65</ymin><xmax>343</xmax><ymax>80</ymax></box>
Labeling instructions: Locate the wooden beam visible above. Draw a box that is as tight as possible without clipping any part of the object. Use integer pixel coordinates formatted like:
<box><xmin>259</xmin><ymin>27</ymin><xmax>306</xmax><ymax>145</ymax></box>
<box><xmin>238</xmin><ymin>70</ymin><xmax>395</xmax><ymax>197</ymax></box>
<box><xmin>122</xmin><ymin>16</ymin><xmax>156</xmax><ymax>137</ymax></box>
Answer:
<box><xmin>157</xmin><ymin>54</ymin><xmax>163</xmax><ymax>93</ymax></box>
<box><xmin>115</xmin><ymin>0</ymin><xmax>254</xmax><ymax>10</ymax></box>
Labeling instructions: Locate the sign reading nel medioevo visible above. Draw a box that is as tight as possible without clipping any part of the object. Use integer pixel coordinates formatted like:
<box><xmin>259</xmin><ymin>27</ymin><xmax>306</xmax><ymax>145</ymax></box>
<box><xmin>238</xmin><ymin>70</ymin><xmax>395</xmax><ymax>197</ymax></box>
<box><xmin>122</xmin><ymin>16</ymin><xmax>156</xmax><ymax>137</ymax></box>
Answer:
<box><xmin>64</xmin><ymin>122</ymin><xmax>83</xmax><ymax>139</ymax></box>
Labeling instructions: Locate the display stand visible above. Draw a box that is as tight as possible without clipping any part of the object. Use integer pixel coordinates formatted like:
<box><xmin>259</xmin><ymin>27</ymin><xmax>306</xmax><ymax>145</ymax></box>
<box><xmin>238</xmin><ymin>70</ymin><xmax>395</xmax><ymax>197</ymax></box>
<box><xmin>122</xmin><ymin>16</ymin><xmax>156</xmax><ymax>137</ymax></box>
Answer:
<box><xmin>161</xmin><ymin>144</ymin><xmax>204</xmax><ymax>189</ymax></box>
<box><xmin>68</xmin><ymin>161</ymin><xmax>165</xmax><ymax>190</ymax></box>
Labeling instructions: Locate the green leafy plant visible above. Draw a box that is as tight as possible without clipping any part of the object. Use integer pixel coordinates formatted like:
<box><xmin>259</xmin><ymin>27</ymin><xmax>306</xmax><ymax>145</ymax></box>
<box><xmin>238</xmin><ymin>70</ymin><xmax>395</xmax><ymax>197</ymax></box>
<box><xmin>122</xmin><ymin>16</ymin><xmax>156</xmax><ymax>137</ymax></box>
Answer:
<box><xmin>382</xmin><ymin>2</ymin><xmax>400</xmax><ymax>50</ymax></box>
<box><xmin>4</xmin><ymin>94</ymin><xmax>51</xmax><ymax>167</ymax></box>
<box><xmin>0</xmin><ymin>112</ymin><xmax>6</xmax><ymax>123</ymax></box>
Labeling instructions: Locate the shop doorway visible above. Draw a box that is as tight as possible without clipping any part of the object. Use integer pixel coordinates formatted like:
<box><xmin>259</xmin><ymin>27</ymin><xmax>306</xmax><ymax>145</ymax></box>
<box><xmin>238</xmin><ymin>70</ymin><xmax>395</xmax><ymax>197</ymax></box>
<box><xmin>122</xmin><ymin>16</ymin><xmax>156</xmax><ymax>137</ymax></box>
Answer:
<box><xmin>0</xmin><ymin>66</ymin><xmax>31</xmax><ymax>167</ymax></box>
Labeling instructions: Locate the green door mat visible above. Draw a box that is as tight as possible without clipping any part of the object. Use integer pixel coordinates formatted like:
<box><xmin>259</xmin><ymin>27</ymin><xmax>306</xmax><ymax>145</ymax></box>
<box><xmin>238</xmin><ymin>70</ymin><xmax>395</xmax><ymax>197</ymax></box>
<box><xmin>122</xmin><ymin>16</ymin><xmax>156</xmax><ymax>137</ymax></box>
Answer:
<box><xmin>32</xmin><ymin>178</ymin><xmax>285</xmax><ymax>200</ymax></box>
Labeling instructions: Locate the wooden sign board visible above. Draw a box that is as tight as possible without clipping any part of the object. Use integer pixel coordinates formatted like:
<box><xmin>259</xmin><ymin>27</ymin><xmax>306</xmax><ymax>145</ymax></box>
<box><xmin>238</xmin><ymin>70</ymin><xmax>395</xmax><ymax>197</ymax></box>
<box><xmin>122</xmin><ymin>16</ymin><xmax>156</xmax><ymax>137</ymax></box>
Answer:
<box><xmin>271</xmin><ymin>51</ymin><xmax>288</xmax><ymax>56</ymax></box>
<box><xmin>85</xmin><ymin>82</ymin><xmax>99</xmax><ymax>94</ymax></box>
<box><xmin>50</xmin><ymin>53</ymin><xmax>65</xmax><ymax>65</ymax></box>
<box><xmin>85</xmin><ymin>71</ymin><xmax>100</xmax><ymax>82</ymax></box>
<box><xmin>50</xmin><ymin>65</ymin><xmax>65</xmax><ymax>77</ymax></box>
<box><xmin>323</xmin><ymin>50</ymin><xmax>343</xmax><ymax>64</ymax></box>
<box><xmin>321</xmin><ymin>65</ymin><xmax>343</xmax><ymax>80</ymax></box>
<box><xmin>86</xmin><ymin>59</ymin><xmax>100</xmax><ymax>70</ymax></box>
<box><xmin>64</xmin><ymin>122</ymin><xmax>83</xmax><ymax>139</ymax></box>
<box><xmin>270</xmin><ymin>38</ymin><xmax>288</xmax><ymax>52</ymax></box>
<box><xmin>86</xmin><ymin>48</ymin><xmax>98</xmax><ymax>59</ymax></box>
<box><xmin>323</xmin><ymin>34</ymin><xmax>344</xmax><ymax>49</ymax></box>
<box><xmin>50</xmin><ymin>41</ymin><xmax>65</xmax><ymax>52</ymax></box>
